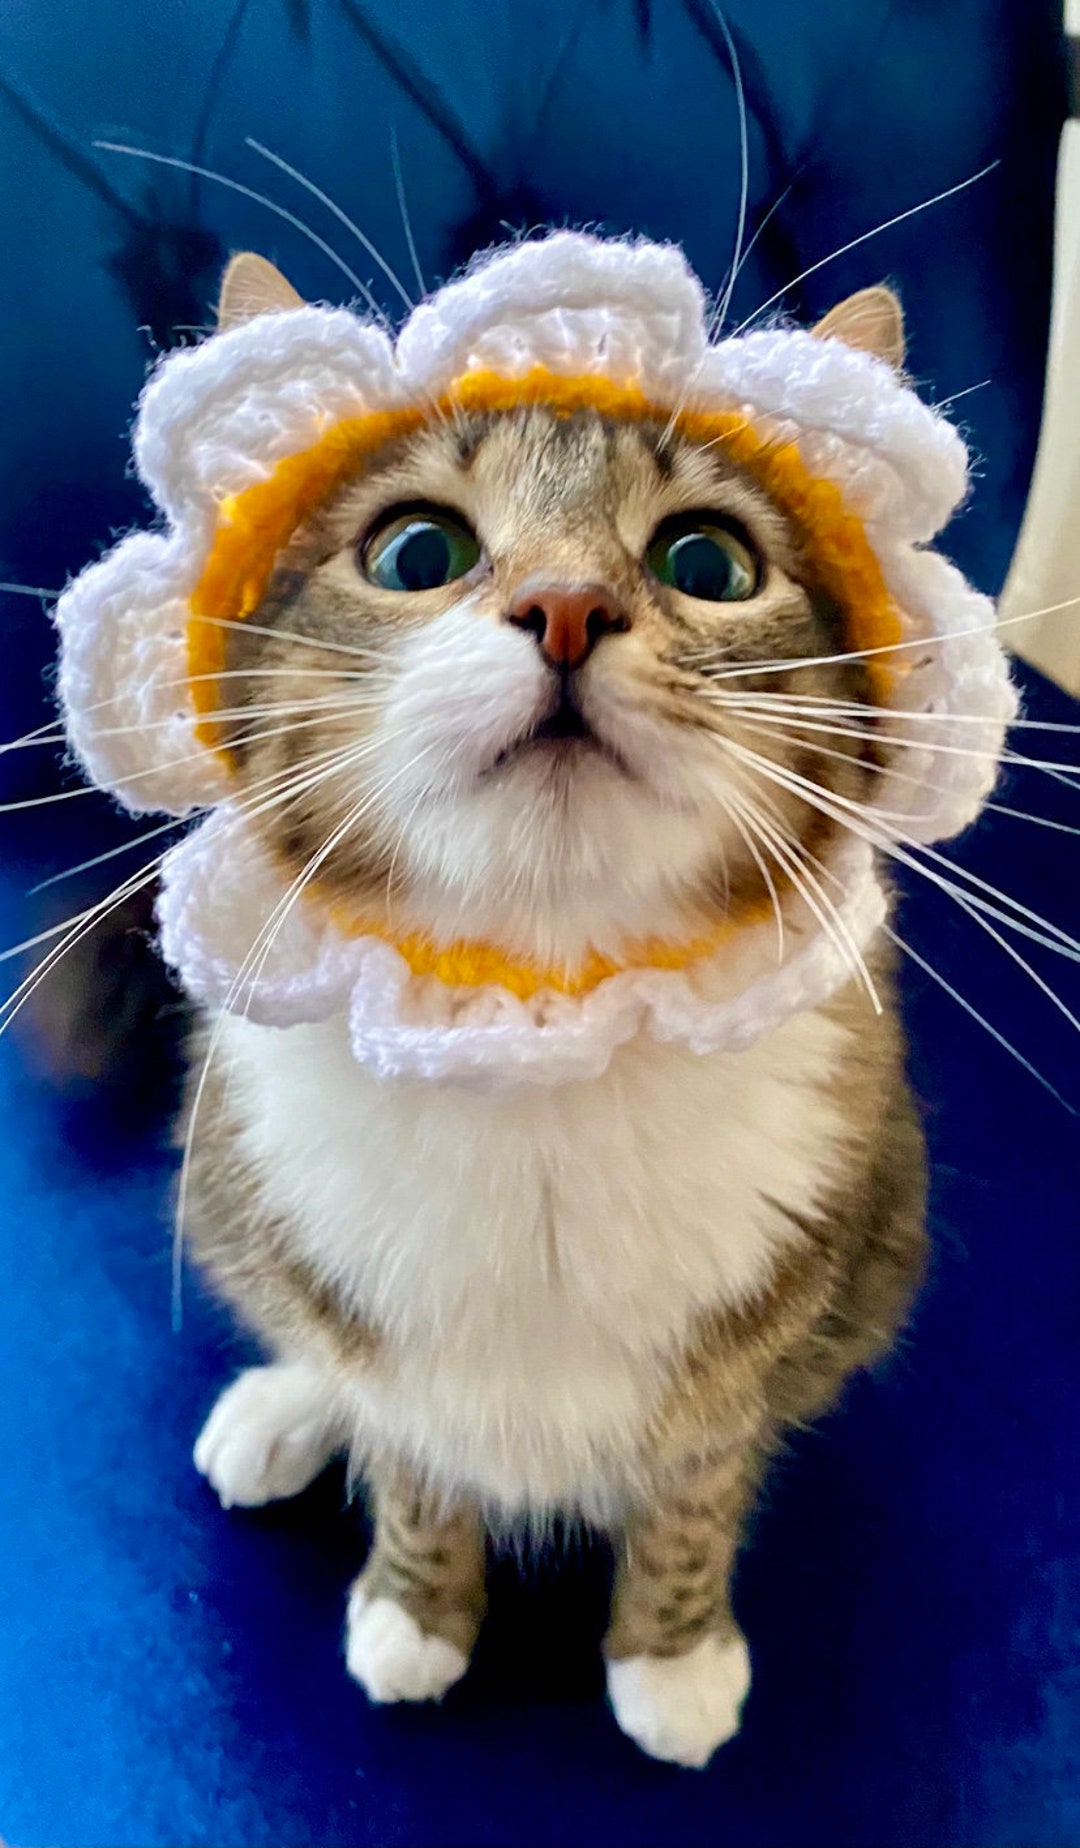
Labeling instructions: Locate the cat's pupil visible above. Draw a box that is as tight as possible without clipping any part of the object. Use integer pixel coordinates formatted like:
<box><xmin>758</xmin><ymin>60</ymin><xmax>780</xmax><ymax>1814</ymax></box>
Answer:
<box><xmin>668</xmin><ymin>533</ymin><xmax>739</xmax><ymax>600</ymax></box>
<box><xmin>363</xmin><ymin>511</ymin><xmax>480</xmax><ymax>591</ymax></box>
<box><xmin>648</xmin><ymin>520</ymin><xmax>759</xmax><ymax>603</ymax></box>
<box><xmin>386</xmin><ymin>522</ymin><xmax>452</xmax><ymax>590</ymax></box>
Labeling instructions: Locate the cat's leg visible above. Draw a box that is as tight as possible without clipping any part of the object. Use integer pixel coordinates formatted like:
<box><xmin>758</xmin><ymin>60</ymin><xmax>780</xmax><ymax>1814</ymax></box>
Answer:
<box><xmin>194</xmin><ymin>1361</ymin><xmax>346</xmax><ymax>1508</ymax></box>
<box><xmin>346</xmin><ymin>1465</ymin><xmax>486</xmax><ymax>1705</ymax></box>
<box><xmin>604</xmin><ymin>1444</ymin><xmax>756</xmax><ymax>1768</ymax></box>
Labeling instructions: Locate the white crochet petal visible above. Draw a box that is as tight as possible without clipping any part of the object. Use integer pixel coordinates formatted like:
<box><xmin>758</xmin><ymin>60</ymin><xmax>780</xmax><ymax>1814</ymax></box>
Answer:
<box><xmin>345</xmin><ymin>943</ymin><xmax>649</xmax><ymax>1088</ymax></box>
<box><xmin>55</xmin><ymin>529</ymin><xmax>228</xmax><ymax>817</ymax></box>
<box><xmin>396</xmin><ymin>231</ymin><xmax>707</xmax><ymax>402</ymax></box>
<box><xmin>157</xmin><ymin>805</ymin><xmax>361</xmax><ymax>1024</ymax></box>
<box><xmin>134</xmin><ymin>306</ymin><xmax>399</xmax><ymax>524</ymax></box>
<box><xmin>692</xmin><ymin>332</ymin><xmax>968</xmax><ymax>541</ymax></box>
<box><xmin>871</xmin><ymin>547</ymin><xmax>1017</xmax><ymax>842</ymax></box>
<box><xmin>667</xmin><ymin>840</ymin><xmax>887</xmax><ymax>1056</ymax></box>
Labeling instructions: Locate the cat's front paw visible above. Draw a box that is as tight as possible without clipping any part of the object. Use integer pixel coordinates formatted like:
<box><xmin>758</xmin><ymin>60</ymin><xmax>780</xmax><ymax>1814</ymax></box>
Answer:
<box><xmin>606</xmin><ymin>1631</ymin><xmax>751</xmax><ymax>1768</ymax></box>
<box><xmin>345</xmin><ymin>1587</ymin><xmax>469</xmax><ymax>1704</ymax></box>
<box><xmin>194</xmin><ymin>1363</ymin><xmax>342</xmax><ymax>1508</ymax></box>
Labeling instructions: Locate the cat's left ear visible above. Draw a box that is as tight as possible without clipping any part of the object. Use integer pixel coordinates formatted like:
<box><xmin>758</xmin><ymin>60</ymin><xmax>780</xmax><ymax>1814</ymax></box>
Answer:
<box><xmin>217</xmin><ymin>251</ymin><xmax>305</xmax><ymax>329</ymax></box>
<box><xmin>812</xmin><ymin>285</ymin><xmax>904</xmax><ymax>369</ymax></box>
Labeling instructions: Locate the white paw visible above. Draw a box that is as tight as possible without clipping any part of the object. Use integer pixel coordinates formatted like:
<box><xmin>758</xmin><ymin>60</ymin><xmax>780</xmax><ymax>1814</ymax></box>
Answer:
<box><xmin>193</xmin><ymin>1363</ymin><xmax>342</xmax><ymax>1509</ymax></box>
<box><xmin>345</xmin><ymin>1588</ymin><xmax>469</xmax><ymax>1704</ymax></box>
<box><xmin>606</xmin><ymin>1631</ymin><xmax>751</xmax><ymax>1768</ymax></box>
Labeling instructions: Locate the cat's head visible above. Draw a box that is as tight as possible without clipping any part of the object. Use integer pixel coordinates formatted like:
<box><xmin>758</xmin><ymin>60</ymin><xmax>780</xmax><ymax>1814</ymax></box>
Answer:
<box><xmin>216</xmin><ymin>261</ymin><xmax>905</xmax><ymax>963</ymax></box>
<box><xmin>57</xmin><ymin>232</ymin><xmax>1012</xmax><ymax>976</ymax></box>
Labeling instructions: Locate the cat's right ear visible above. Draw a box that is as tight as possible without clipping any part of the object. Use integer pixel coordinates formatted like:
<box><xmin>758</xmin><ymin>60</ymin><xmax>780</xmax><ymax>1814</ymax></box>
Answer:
<box><xmin>217</xmin><ymin>252</ymin><xmax>305</xmax><ymax>330</ymax></box>
<box><xmin>812</xmin><ymin>285</ymin><xmax>905</xmax><ymax>370</ymax></box>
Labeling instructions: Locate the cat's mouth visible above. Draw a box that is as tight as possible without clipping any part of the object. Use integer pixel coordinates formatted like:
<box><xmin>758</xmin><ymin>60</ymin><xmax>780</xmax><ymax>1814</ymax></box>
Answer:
<box><xmin>487</xmin><ymin>682</ymin><xmax>631</xmax><ymax>778</ymax></box>
<box><xmin>531</xmin><ymin>697</ymin><xmax>593</xmax><ymax>745</ymax></box>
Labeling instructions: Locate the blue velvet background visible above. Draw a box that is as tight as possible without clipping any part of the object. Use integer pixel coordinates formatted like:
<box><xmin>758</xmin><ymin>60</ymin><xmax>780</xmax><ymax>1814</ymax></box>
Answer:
<box><xmin>0</xmin><ymin>3</ymin><xmax>1076</xmax><ymax>1843</ymax></box>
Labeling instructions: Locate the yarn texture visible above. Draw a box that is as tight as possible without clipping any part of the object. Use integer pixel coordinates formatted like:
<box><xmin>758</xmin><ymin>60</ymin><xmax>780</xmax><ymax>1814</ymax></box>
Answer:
<box><xmin>55</xmin><ymin>230</ymin><xmax>1015</xmax><ymax>1089</ymax></box>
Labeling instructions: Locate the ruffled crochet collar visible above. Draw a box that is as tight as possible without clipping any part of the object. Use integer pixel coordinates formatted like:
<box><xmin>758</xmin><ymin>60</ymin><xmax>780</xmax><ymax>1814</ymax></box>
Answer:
<box><xmin>158</xmin><ymin>805</ymin><xmax>887</xmax><ymax>1090</ymax></box>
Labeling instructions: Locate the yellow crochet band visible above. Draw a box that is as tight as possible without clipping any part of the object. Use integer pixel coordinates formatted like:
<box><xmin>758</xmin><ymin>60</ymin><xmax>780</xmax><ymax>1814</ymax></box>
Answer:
<box><xmin>187</xmin><ymin>365</ymin><xmax>902</xmax><ymax>752</ymax></box>
<box><xmin>328</xmin><ymin>904</ymin><xmax>772</xmax><ymax>1001</ymax></box>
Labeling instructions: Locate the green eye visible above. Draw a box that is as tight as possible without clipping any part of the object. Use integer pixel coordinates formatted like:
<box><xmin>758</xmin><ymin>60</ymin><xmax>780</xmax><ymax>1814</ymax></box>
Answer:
<box><xmin>361</xmin><ymin>507</ymin><xmax>481</xmax><ymax>591</ymax></box>
<box><xmin>647</xmin><ymin>517</ymin><xmax>760</xmax><ymax>602</ymax></box>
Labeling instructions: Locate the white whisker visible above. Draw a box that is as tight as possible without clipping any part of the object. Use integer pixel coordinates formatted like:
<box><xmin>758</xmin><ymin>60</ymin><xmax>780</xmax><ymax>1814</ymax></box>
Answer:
<box><xmin>879</xmin><ymin>920</ymin><xmax>1073</xmax><ymax>1111</ymax></box>
<box><xmin>194</xmin><ymin>612</ymin><xmax>410</xmax><ymax>663</ymax></box>
<box><xmin>94</xmin><ymin>141</ymin><xmax>379</xmax><ymax>314</ymax></box>
<box><xmin>0</xmin><ymin>581</ymin><xmax>59</xmax><ymax>599</ymax></box>
<box><xmin>174</xmin><ymin>735</ymin><xmax>431</xmax><ymax>1321</ymax></box>
<box><xmin>679</xmin><ymin>588</ymin><xmax>1080</xmax><ymax>684</ymax></box>
<box><xmin>0</xmin><ymin>860</ymin><xmax>165</xmax><ymax>1028</ymax></box>
<box><xmin>698</xmin><ymin>694</ymin><xmax>1080</xmax><ymax>800</ymax></box>
<box><xmin>987</xmin><ymin>802</ymin><xmax>1080</xmax><ymax>836</ymax></box>
<box><xmin>703</xmin><ymin>697</ymin><xmax>1001</xmax><ymax>767</ymax></box>
<box><xmin>166</xmin><ymin>727</ymin><xmax>421</xmax><ymax>1321</ymax></box>
<box><xmin>245</xmin><ymin>137</ymin><xmax>413</xmax><ymax>314</ymax></box>
<box><xmin>714</xmin><ymin>178</ymin><xmax>800</xmax><ymax>331</ymax></box>
<box><xmin>381</xmin><ymin>773</ymin><xmax>435</xmax><ymax>931</ymax></box>
<box><xmin>713</xmin><ymin>733</ymin><xmax>1080</xmax><ymax>965</ymax></box>
<box><xmin>767</xmin><ymin>786</ymin><xmax>1074</xmax><ymax>1106</ymax></box>
<box><xmin>948</xmin><ymin>880</ymin><xmax>1080</xmax><ymax>1040</ymax></box>
<box><xmin>703</xmin><ymin>686</ymin><xmax>1080</xmax><ymax>736</ymax></box>
<box><xmin>711</xmin><ymin>2</ymin><xmax>750</xmax><ymax>333</ymax></box>
<box><xmin>2</xmin><ymin>724</ymin><xmax>407</xmax><ymax>974</ymax></box>
<box><xmin>932</xmin><ymin>379</ymin><xmax>990</xmax><ymax>413</ymax></box>
<box><xmin>0</xmin><ymin>719</ymin><xmax>69</xmax><ymax>755</ymax></box>
<box><xmin>0</xmin><ymin>668</ymin><xmax>380</xmax><ymax>761</ymax></box>
<box><xmin>726</xmin><ymin>777</ymin><xmax>881</xmax><ymax>1007</ymax></box>
<box><xmin>29</xmin><ymin>818</ymin><xmax>184</xmax><ymax>893</ymax></box>
<box><xmin>704</xmin><ymin>702</ymin><xmax>1080</xmax><ymax>838</ymax></box>
<box><xmin>0</xmin><ymin>700</ymin><xmax>391</xmax><ymax>820</ymax></box>
<box><xmin>734</xmin><ymin>159</ymin><xmax>999</xmax><ymax>334</ymax></box>
<box><xmin>88</xmin><ymin>692</ymin><xmax>387</xmax><ymax>742</ymax></box>
<box><xmin>390</xmin><ymin>124</ymin><xmax>426</xmax><ymax>301</ymax></box>
<box><xmin>721</xmin><ymin>790</ymin><xmax>785</xmax><ymax>961</ymax></box>
<box><xmin>713</xmin><ymin>737</ymin><xmax>1077</xmax><ymax>1101</ymax></box>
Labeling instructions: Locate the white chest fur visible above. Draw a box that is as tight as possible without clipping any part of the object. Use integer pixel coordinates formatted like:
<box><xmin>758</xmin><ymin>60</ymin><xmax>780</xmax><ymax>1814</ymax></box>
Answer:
<box><xmin>215</xmin><ymin>1007</ymin><xmax>852</xmax><ymax>1517</ymax></box>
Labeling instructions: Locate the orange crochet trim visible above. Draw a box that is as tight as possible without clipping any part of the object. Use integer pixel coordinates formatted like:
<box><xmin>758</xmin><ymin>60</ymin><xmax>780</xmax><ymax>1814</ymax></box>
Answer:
<box><xmin>327</xmin><ymin>901</ymin><xmax>772</xmax><ymax>1000</ymax></box>
<box><xmin>187</xmin><ymin>364</ymin><xmax>902</xmax><ymax>753</ymax></box>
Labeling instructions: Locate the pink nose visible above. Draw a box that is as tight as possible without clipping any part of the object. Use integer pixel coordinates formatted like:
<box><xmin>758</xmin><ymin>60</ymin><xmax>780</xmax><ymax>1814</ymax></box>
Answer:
<box><xmin>506</xmin><ymin>582</ymin><xmax>629</xmax><ymax>669</ymax></box>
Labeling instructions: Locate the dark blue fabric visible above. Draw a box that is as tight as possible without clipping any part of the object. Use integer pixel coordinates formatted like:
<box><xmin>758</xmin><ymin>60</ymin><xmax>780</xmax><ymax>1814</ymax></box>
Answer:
<box><xmin>1</xmin><ymin>660</ymin><xmax>1079</xmax><ymax>1848</ymax></box>
<box><xmin>0</xmin><ymin>4</ymin><xmax>1075</xmax><ymax>1844</ymax></box>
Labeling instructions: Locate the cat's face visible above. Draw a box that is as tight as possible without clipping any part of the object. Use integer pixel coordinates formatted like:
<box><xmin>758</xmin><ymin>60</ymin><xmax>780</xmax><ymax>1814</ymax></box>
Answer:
<box><xmin>223</xmin><ymin>401</ymin><xmax>880</xmax><ymax>963</ymax></box>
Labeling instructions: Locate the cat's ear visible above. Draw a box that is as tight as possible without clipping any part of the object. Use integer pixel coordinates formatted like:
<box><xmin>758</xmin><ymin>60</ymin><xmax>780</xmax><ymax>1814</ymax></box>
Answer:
<box><xmin>217</xmin><ymin>252</ymin><xmax>305</xmax><ymax>330</ymax></box>
<box><xmin>812</xmin><ymin>285</ymin><xmax>904</xmax><ymax>369</ymax></box>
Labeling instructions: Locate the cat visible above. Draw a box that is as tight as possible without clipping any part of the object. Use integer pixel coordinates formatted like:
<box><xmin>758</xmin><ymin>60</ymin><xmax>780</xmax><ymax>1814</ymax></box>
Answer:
<box><xmin>177</xmin><ymin>250</ymin><xmax>929</xmax><ymax>1768</ymax></box>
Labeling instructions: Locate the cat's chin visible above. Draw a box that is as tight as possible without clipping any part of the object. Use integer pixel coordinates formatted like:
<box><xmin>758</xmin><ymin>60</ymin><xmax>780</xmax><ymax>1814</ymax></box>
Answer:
<box><xmin>387</xmin><ymin>773</ymin><xmax>731</xmax><ymax>966</ymax></box>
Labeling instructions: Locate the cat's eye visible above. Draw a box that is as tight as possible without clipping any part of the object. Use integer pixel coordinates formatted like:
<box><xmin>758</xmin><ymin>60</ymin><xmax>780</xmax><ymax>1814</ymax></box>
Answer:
<box><xmin>647</xmin><ymin>515</ymin><xmax>761</xmax><ymax>603</ymax></box>
<box><xmin>361</xmin><ymin>506</ymin><xmax>481</xmax><ymax>592</ymax></box>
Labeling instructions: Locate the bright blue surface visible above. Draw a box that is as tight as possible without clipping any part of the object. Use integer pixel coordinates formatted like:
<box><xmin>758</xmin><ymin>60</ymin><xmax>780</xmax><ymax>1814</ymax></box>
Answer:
<box><xmin>0</xmin><ymin>3</ymin><xmax>1075</xmax><ymax>1843</ymax></box>
<box><xmin>1</xmin><ymin>661</ymin><xmax>1079</xmax><ymax>1848</ymax></box>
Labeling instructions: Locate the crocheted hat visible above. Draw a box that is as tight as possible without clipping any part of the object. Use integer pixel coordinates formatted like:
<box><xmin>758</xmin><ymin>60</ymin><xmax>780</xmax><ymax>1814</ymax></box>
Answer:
<box><xmin>55</xmin><ymin>230</ymin><xmax>1015</xmax><ymax>1088</ymax></box>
